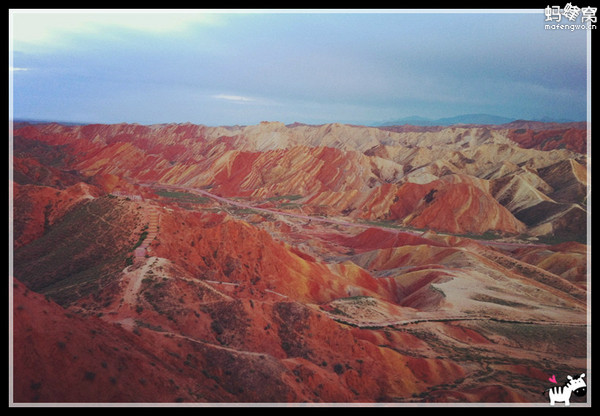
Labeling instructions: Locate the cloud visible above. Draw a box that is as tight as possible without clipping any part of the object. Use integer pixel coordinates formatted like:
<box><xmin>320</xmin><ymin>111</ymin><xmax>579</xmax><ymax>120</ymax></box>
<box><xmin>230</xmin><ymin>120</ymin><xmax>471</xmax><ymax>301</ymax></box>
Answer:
<box><xmin>9</xmin><ymin>67</ymin><xmax>30</xmax><ymax>71</ymax></box>
<box><xmin>10</xmin><ymin>10</ymin><xmax>221</xmax><ymax>48</ymax></box>
<box><xmin>9</xmin><ymin>11</ymin><xmax>589</xmax><ymax>125</ymax></box>
<box><xmin>212</xmin><ymin>94</ymin><xmax>257</xmax><ymax>103</ymax></box>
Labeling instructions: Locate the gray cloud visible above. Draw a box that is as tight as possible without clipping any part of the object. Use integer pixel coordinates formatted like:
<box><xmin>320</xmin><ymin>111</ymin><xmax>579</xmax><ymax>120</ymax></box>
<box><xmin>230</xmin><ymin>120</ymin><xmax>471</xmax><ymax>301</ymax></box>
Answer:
<box><xmin>10</xmin><ymin>10</ymin><xmax>590</xmax><ymax>125</ymax></box>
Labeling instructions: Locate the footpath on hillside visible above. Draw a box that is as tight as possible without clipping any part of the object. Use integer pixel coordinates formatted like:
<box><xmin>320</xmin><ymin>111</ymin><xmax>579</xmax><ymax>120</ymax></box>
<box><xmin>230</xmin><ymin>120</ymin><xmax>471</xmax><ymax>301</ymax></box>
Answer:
<box><xmin>134</xmin><ymin>204</ymin><xmax>160</xmax><ymax>260</ymax></box>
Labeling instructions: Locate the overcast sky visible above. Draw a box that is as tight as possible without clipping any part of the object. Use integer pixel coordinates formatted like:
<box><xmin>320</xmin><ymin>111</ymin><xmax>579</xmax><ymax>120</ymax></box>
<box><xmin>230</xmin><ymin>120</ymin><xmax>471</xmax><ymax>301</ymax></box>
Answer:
<box><xmin>9</xmin><ymin>9</ymin><xmax>590</xmax><ymax>126</ymax></box>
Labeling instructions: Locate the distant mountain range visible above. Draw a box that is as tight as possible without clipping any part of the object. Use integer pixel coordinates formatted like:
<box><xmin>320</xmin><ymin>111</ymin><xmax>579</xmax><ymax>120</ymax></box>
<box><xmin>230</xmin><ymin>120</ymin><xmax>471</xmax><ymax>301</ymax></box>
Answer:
<box><xmin>374</xmin><ymin>114</ymin><xmax>578</xmax><ymax>127</ymax></box>
<box><xmin>12</xmin><ymin>114</ymin><xmax>582</xmax><ymax>130</ymax></box>
<box><xmin>12</xmin><ymin>118</ymin><xmax>89</xmax><ymax>126</ymax></box>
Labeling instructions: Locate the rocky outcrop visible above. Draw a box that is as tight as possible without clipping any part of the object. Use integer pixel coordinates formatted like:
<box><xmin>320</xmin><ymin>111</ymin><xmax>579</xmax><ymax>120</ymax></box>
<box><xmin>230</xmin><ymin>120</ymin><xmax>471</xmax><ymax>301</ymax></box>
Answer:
<box><xmin>506</xmin><ymin>124</ymin><xmax>587</xmax><ymax>154</ymax></box>
<box><xmin>386</xmin><ymin>175</ymin><xmax>527</xmax><ymax>235</ymax></box>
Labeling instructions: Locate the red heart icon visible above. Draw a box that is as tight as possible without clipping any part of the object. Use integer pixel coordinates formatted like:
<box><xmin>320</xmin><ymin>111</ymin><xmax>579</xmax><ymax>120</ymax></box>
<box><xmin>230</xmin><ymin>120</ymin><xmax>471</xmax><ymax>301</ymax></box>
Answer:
<box><xmin>549</xmin><ymin>375</ymin><xmax>557</xmax><ymax>383</ymax></box>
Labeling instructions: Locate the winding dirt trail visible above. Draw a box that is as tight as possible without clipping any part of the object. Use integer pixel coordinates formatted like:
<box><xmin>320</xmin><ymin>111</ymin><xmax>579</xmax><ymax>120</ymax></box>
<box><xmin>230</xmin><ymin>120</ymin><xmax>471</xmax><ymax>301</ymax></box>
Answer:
<box><xmin>122</xmin><ymin>260</ymin><xmax>151</xmax><ymax>306</ymax></box>
<box><xmin>323</xmin><ymin>312</ymin><xmax>589</xmax><ymax>330</ymax></box>
<box><xmin>147</xmin><ymin>183</ymin><xmax>547</xmax><ymax>249</ymax></box>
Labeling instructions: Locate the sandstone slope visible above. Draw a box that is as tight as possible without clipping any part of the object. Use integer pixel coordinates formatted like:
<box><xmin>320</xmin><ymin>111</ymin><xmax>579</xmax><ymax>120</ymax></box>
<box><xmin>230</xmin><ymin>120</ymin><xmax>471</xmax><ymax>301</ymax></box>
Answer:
<box><xmin>11</xmin><ymin>120</ymin><xmax>588</xmax><ymax>405</ymax></box>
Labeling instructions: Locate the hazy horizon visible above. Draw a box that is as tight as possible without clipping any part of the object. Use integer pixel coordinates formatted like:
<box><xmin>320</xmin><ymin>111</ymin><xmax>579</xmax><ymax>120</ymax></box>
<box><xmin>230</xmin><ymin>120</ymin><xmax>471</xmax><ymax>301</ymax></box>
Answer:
<box><xmin>9</xmin><ymin>112</ymin><xmax>587</xmax><ymax>129</ymax></box>
<box><xmin>9</xmin><ymin>9</ymin><xmax>590</xmax><ymax>126</ymax></box>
